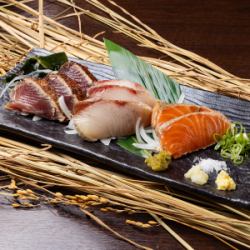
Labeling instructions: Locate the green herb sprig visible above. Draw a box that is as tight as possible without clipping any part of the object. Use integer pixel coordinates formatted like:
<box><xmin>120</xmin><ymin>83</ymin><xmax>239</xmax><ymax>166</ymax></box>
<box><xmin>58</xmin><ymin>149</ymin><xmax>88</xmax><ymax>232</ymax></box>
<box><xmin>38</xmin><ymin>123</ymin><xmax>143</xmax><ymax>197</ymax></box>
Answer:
<box><xmin>215</xmin><ymin>122</ymin><xmax>250</xmax><ymax>164</ymax></box>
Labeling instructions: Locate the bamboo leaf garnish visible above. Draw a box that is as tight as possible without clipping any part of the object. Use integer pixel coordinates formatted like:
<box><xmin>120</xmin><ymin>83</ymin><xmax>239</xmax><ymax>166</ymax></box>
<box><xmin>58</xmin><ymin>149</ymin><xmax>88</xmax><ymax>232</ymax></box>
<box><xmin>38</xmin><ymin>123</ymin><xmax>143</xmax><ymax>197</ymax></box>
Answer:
<box><xmin>104</xmin><ymin>39</ymin><xmax>183</xmax><ymax>157</ymax></box>
<box><xmin>104</xmin><ymin>39</ymin><xmax>182</xmax><ymax>103</ymax></box>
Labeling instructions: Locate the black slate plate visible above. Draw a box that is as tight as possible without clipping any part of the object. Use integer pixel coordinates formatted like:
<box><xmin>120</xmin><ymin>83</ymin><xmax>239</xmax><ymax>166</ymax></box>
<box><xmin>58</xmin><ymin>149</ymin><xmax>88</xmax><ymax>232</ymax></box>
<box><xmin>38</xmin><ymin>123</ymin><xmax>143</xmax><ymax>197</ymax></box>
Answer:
<box><xmin>0</xmin><ymin>49</ymin><xmax>249</xmax><ymax>207</ymax></box>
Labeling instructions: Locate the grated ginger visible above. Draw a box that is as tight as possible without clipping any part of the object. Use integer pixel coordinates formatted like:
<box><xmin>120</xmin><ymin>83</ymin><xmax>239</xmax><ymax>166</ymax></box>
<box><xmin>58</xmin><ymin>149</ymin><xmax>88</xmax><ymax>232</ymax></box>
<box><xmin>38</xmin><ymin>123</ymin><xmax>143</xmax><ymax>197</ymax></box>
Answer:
<box><xmin>215</xmin><ymin>170</ymin><xmax>236</xmax><ymax>191</ymax></box>
<box><xmin>145</xmin><ymin>151</ymin><xmax>171</xmax><ymax>171</ymax></box>
<box><xmin>184</xmin><ymin>165</ymin><xmax>209</xmax><ymax>185</ymax></box>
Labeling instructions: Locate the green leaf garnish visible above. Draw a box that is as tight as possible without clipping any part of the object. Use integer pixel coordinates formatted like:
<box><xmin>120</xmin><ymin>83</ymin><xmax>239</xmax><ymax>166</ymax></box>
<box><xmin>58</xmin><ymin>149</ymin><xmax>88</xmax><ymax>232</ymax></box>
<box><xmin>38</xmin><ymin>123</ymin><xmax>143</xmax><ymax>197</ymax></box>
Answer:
<box><xmin>5</xmin><ymin>52</ymin><xmax>68</xmax><ymax>83</ymax></box>
<box><xmin>215</xmin><ymin>122</ymin><xmax>250</xmax><ymax>164</ymax></box>
<box><xmin>22</xmin><ymin>52</ymin><xmax>68</xmax><ymax>74</ymax></box>
<box><xmin>35</xmin><ymin>52</ymin><xmax>68</xmax><ymax>71</ymax></box>
<box><xmin>104</xmin><ymin>39</ymin><xmax>182</xmax><ymax>103</ymax></box>
<box><xmin>117</xmin><ymin>136</ymin><xmax>151</xmax><ymax>158</ymax></box>
<box><xmin>104</xmin><ymin>39</ymin><xmax>183</xmax><ymax>157</ymax></box>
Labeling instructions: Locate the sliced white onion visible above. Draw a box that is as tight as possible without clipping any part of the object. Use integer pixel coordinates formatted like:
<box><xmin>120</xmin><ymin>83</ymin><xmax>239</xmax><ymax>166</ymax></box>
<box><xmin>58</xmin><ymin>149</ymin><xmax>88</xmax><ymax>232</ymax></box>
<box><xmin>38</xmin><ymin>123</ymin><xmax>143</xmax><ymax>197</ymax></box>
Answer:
<box><xmin>58</xmin><ymin>96</ymin><xmax>72</xmax><ymax>120</ymax></box>
<box><xmin>100</xmin><ymin>138</ymin><xmax>112</xmax><ymax>146</ymax></box>
<box><xmin>0</xmin><ymin>69</ymin><xmax>53</xmax><ymax>99</ymax></box>
<box><xmin>177</xmin><ymin>93</ymin><xmax>185</xmax><ymax>103</ymax></box>
<box><xmin>0</xmin><ymin>75</ymin><xmax>26</xmax><ymax>99</ymax></box>
<box><xmin>134</xmin><ymin>118</ymin><xmax>160</xmax><ymax>152</ymax></box>
<box><xmin>132</xmin><ymin>142</ymin><xmax>160</xmax><ymax>151</ymax></box>
<box><xmin>145</xmin><ymin>128</ymin><xmax>153</xmax><ymax>133</ymax></box>
<box><xmin>20</xmin><ymin>112</ymin><xmax>29</xmax><ymax>116</ymax></box>
<box><xmin>100</xmin><ymin>137</ymin><xmax>116</xmax><ymax>146</ymax></box>
<box><xmin>139</xmin><ymin>126</ymin><xmax>156</xmax><ymax>144</ymax></box>
<box><xmin>32</xmin><ymin>115</ymin><xmax>42</xmax><ymax>121</ymax></box>
<box><xmin>66</xmin><ymin>119</ymin><xmax>75</xmax><ymax>130</ymax></box>
<box><xmin>64</xmin><ymin>129</ymin><xmax>78</xmax><ymax>134</ymax></box>
<box><xmin>29</xmin><ymin>69</ymin><xmax>52</xmax><ymax>76</ymax></box>
<box><xmin>135</xmin><ymin>117</ymin><xmax>144</xmax><ymax>143</ymax></box>
<box><xmin>152</xmin><ymin>129</ymin><xmax>159</xmax><ymax>142</ymax></box>
<box><xmin>64</xmin><ymin>119</ymin><xmax>78</xmax><ymax>135</ymax></box>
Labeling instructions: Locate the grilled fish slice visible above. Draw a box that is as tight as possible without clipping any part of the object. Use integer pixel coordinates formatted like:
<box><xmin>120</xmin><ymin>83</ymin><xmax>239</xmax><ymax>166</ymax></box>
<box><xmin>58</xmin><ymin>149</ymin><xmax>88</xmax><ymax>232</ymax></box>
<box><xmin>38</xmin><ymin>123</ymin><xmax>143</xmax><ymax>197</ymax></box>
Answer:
<box><xmin>59</xmin><ymin>61</ymin><xmax>96</xmax><ymax>95</ymax></box>
<box><xmin>157</xmin><ymin>111</ymin><xmax>230</xmax><ymax>158</ymax></box>
<box><xmin>73</xmin><ymin>98</ymin><xmax>152</xmax><ymax>141</ymax></box>
<box><xmin>87</xmin><ymin>85</ymin><xmax>156</xmax><ymax>108</ymax></box>
<box><xmin>5</xmin><ymin>78</ymin><xmax>65</xmax><ymax>121</ymax></box>
<box><xmin>45</xmin><ymin>73</ymin><xmax>84</xmax><ymax>111</ymax></box>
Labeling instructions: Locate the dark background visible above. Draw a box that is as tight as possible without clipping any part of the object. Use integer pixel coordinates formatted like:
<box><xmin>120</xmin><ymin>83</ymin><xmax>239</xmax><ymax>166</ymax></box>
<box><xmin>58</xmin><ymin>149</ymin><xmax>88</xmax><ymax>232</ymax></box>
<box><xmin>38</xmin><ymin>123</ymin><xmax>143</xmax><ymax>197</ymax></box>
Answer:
<box><xmin>1</xmin><ymin>0</ymin><xmax>249</xmax><ymax>249</ymax></box>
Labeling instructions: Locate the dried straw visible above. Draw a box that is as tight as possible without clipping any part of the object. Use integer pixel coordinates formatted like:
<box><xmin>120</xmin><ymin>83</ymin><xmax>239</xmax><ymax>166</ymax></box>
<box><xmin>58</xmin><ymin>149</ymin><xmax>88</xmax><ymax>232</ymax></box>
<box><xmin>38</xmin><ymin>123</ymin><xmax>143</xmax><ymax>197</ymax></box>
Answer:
<box><xmin>0</xmin><ymin>1</ymin><xmax>250</xmax><ymax>249</ymax></box>
<box><xmin>0</xmin><ymin>137</ymin><xmax>249</xmax><ymax>249</ymax></box>
<box><xmin>38</xmin><ymin>0</ymin><xmax>45</xmax><ymax>48</ymax></box>
<box><xmin>0</xmin><ymin>0</ymin><xmax>250</xmax><ymax>101</ymax></box>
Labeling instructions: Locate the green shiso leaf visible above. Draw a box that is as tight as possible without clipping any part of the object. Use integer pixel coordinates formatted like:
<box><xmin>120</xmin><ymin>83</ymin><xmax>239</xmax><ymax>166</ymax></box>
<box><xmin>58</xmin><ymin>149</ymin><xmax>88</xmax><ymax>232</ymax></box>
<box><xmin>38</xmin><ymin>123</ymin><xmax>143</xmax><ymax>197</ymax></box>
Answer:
<box><xmin>104</xmin><ymin>39</ymin><xmax>183</xmax><ymax>157</ymax></box>
<box><xmin>104</xmin><ymin>39</ymin><xmax>182</xmax><ymax>103</ymax></box>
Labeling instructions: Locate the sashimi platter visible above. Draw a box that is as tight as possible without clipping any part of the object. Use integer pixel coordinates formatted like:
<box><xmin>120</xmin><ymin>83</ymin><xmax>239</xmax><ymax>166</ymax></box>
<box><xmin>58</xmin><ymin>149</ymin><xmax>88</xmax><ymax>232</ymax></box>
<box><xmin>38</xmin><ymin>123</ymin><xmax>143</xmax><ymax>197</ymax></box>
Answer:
<box><xmin>0</xmin><ymin>40</ymin><xmax>249</xmax><ymax>207</ymax></box>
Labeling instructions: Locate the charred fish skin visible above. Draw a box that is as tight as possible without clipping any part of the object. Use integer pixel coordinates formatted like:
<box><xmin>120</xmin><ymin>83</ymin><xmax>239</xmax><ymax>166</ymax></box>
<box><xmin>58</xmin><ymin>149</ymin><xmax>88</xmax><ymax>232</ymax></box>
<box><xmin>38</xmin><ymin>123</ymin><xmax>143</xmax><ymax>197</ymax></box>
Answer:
<box><xmin>5</xmin><ymin>78</ymin><xmax>65</xmax><ymax>122</ymax></box>
<box><xmin>4</xmin><ymin>61</ymin><xmax>97</xmax><ymax>122</ymax></box>
<box><xmin>45</xmin><ymin>73</ymin><xmax>72</xmax><ymax>97</ymax></box>
<box><xmin>45</xmin><ymin>73</ymin><xmax>84</xmax><ymax>112</ymax></box>
<box><xmin>45</xmin><ymin>73</ymin><xmax>86</xmax><ymax>101</ymax></box>
<box><xmin>59</xmin><ymin>61</ymin><xmax>97</xmax><ymax>95</ymax></box>
<box><xmin>73</xmin><ymin>98</ymin><xmax>152</xmax><ymax>141</ymax></box>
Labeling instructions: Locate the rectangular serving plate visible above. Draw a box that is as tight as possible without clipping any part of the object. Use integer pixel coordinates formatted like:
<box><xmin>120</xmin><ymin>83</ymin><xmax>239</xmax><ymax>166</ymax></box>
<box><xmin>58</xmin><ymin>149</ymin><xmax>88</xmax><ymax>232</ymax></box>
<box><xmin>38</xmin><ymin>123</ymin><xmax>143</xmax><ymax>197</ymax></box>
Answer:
<box><xmin>0</xmin><ymin>48</ymin><xmax>249</xmax><ymax>207</ymax></box>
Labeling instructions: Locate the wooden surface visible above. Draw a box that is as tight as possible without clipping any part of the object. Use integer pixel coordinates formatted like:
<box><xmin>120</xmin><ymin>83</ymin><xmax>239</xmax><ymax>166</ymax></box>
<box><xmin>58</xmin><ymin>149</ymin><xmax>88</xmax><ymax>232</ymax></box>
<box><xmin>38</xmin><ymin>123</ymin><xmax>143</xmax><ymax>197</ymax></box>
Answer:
<box><xmin>1</xmin><ymin>0</ymin><xmax>250</xmax><ymax>249</ymax></box>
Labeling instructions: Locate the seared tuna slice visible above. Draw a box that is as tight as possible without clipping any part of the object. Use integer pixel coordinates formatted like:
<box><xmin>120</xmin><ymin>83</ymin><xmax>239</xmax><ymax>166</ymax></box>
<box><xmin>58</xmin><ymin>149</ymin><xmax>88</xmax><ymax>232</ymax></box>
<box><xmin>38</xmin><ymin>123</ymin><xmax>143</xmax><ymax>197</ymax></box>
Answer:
<box><xmin>59</xmin><ymin>61</ymin><xmax>96</xmax><ymax>94</ymax></box>
<box><xmin>73</xmin><ymin>98</ymin><xmax>152</xmax><ymax>141</ymax></box>
<box><xmin>5</xmin><ymin>78</ymin><xmax>65</xmax><ymax>121</ymax></box>
<box><xmin>45</xmin><ymin>73</ymin><xmax>84</xmax><ymax>112</ymax></box>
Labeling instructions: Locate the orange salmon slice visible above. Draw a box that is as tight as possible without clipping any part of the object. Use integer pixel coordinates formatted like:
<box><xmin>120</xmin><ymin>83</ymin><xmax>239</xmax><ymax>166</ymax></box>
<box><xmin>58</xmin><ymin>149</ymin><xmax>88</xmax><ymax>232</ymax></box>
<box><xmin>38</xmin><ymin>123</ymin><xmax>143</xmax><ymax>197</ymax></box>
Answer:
<box><xmin>158</xmin><ymin>111</ymin><xmax>230</xmax><ymax>159</ymax></box>
<box><xmin>152</xmin><ymin>103</ymin><xmax>212</xmax><ymax>128</ymax></box>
